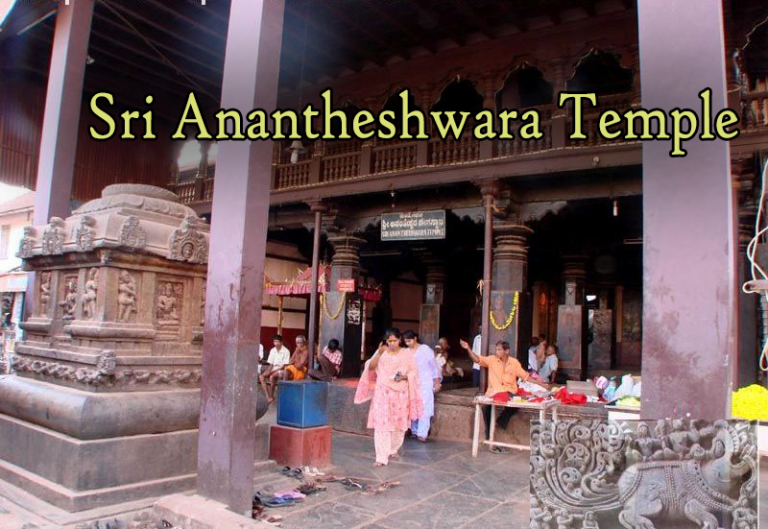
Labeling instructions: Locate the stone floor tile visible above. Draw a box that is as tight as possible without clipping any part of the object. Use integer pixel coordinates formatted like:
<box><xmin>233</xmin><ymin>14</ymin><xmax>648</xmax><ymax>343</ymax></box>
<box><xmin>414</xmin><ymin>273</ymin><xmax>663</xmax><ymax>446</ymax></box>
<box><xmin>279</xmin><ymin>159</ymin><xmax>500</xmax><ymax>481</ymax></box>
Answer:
<box><xmin>278</xmin><ymin>501</ymin><xmax>378</xmax><ymax>529</ymax></box>
<box><xmin>370</xmin><ymin>491</ymin><xmax>500</xmax><ymax>529</ymax></box>
<box><xmin>340</xmin><ymin>469</ymin><xmax>468</xmax><ymax>514</ymax></box>
<box><xmin>448</xmin><ymin>464</ymin><xmax>529</xmax><ymax>503</ymax></box>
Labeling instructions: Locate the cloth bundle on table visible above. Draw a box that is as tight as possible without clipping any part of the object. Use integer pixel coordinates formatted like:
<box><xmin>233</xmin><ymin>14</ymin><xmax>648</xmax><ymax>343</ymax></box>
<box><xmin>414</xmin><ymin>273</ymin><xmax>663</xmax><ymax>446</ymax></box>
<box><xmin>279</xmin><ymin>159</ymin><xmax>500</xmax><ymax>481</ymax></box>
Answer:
<box><xmin>354</xmin><ymin>351</ymin><xmax>423</xmax><ymax>465</ymax></box>
<box><xmin>411</xmin><ymin>344</ymin><xmax>442</xmax><ymax>440</ymax></box>
<box><xmin>554</xmin><ymin>387</ymin><xmax>587</xmax><ymax>405</ymax></box>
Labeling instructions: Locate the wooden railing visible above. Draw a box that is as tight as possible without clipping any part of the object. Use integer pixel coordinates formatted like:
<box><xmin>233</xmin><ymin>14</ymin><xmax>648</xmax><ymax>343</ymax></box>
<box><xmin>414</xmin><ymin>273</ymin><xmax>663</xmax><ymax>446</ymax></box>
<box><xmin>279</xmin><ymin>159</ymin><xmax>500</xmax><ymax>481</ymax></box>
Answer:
<box><xmin>744</xmin><ymin>91</ymin><xmax>768</xmax><ymax>128</ymax></box>
<box><xmin>167</xmin><ymin>90</ymin><xmax>768</xmax><ymax>201</ymax></box>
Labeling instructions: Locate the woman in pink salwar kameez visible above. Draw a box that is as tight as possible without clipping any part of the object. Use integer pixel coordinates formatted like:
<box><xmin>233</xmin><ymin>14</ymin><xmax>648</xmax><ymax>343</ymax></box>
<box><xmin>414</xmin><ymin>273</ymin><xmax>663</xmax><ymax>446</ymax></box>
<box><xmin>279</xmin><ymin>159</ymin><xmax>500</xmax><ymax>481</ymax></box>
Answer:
<box><xmin>354</xmin><ymin>329</ymin><xmax>423</xmax><ymax>466</ymax></box>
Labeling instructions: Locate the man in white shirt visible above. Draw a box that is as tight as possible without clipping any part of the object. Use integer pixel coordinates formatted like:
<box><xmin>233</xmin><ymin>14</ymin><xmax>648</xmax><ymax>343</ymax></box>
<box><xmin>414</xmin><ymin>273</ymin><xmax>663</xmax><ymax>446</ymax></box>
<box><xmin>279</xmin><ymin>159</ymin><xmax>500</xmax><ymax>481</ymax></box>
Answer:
<box><xmin>259</xmin><ymin>335</ymin><xmax>290</xmax><ymax>400</ymax></box>
<box><xmin>471</xmin><ymin>326</ymin><xmax>482</xmax><ymax>387</ymax></box>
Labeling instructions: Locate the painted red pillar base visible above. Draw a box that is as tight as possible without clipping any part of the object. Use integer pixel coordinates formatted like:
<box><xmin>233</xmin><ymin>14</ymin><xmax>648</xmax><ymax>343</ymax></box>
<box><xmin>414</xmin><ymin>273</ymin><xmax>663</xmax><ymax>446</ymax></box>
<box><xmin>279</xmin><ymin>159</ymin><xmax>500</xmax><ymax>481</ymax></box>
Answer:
<box><xmin>269</xmin><ymin>425</ymin><xmax>332</xmax><ymax>469</ymax></box>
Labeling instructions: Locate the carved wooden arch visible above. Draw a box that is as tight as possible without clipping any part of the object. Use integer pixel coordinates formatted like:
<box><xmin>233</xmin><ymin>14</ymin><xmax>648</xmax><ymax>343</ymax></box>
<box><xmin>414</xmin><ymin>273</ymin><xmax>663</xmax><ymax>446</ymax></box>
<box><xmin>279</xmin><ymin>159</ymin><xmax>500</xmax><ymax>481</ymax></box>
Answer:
<box><xmin>496</xmin><ymin>55</ymin><xmax>556</xmax><ymax>94</ymax></box>
<box><xmin>375</xmin><ymin>83</ymin><xmax>426</xmax><ymax>112</ymax></box>
<box><xmin>429</xmin><ymin>70</ymin><xmax>485</xmax><ymax>111</ymax></box>
<box><xmin>565</xmin><ymin>42</ymin><xmax>636</xmax><ymax>85</ymax></box>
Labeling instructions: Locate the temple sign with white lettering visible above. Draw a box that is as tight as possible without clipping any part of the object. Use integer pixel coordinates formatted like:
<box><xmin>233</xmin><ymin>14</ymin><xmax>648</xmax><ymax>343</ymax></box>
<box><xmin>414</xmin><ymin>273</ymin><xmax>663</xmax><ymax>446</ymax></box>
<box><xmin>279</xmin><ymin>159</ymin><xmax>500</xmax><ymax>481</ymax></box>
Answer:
<box><xmin>381</xmin><ymin>210</ymin><xmax>446</xmax><ymax>241</ymax></box>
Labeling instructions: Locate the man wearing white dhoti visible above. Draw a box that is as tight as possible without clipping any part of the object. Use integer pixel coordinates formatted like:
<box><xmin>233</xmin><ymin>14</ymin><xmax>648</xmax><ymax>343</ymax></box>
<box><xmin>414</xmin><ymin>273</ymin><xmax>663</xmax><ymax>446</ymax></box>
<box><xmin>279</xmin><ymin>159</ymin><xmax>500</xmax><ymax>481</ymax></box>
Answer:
<box><xmin>404</xmin><ymin>330</ymin><xmax>442</xmax><ymax>442</ymax></box>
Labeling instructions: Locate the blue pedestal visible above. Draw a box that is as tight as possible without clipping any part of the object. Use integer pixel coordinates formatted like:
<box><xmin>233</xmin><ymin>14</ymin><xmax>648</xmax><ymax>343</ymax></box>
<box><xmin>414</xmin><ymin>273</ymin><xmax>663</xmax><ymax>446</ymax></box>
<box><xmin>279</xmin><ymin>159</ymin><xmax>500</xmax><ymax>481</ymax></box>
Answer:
<box><xmin>276</xmin><ymin>380</ymin><xmax>328</xmax><ymax>429</ymax></box>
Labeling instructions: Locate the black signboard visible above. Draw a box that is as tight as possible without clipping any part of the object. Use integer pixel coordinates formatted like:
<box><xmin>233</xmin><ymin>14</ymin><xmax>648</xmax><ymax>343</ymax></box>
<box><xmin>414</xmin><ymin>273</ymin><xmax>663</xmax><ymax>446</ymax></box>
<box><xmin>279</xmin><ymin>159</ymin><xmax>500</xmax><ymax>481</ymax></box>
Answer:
<box><xmin>381</xmin><ymin>210</ymin><xmax>446</xmax><ymax>241</ymax></box>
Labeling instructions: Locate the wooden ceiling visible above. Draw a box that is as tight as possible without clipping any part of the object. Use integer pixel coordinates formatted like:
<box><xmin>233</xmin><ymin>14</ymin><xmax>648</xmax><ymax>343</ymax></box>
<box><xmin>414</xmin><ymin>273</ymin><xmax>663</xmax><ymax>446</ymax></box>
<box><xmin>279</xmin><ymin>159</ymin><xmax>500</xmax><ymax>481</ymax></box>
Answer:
<box><xmin>1</xmin><ymin>0</ymin><xmax>766</xmax><ymax>120</ymax></box>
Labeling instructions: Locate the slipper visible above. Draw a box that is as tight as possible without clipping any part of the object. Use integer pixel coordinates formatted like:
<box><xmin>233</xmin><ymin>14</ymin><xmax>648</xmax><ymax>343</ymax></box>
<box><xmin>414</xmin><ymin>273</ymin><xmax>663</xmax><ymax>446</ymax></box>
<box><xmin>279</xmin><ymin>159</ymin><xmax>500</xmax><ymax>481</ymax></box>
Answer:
<box><xmin>280</xmin><ymin>467</ymin><xmax>304</xmax><ymax>480</ymax></box>
<box><xmin>490</xmin><ymin>446</ymin><xmax>511</xmax><ymax>454</ymax></box>
<box><xmin>340</xmin><ymin>477</ymin><xmax>365</xmax><ymax>490</ymax></box>
<box><xmin>273</xmin><ymin>489</ymin><xmax>306</xmax><ymax>500</ymax></box>
<box><xmin>316</xmin><ymin>474</ymin><xmax>340</xmax><ymax>483</ymax></box>
<box><xmin>297</xmin><ymin>482</ymin><xmax>326</xmax><ymax>495</ymax></box>
<box><xmin>264</xmin><ymin>496</ymin><xmax>300</xmax><ymax>508</ymax></box>
<box><xmin>311</xmin><ymin>466</ymin><xmax>325</xmax><ymax>476</ymax></box>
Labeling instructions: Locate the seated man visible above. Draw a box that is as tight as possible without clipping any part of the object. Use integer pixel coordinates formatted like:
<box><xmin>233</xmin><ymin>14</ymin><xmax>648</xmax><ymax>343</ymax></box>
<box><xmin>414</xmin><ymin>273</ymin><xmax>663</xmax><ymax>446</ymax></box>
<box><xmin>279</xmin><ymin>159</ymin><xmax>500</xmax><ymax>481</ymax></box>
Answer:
<box><xmin>308</xmin><ymin>338</ymin><xmax>342</xmax><ymax>381</ymax></box>
<box><xmin>259</xmin><ymin>334</ymin><xmax>291</xmax><ymax>401</ymax></box>
<box><xmin>460</xmin><ymin>339</ymin><xmax>548</xmax><ymax>452</ymax></box>
<box><xmin>263</xmin><ymin>335</ymin><xmax>308</xmax><ymax>404</ymax></box>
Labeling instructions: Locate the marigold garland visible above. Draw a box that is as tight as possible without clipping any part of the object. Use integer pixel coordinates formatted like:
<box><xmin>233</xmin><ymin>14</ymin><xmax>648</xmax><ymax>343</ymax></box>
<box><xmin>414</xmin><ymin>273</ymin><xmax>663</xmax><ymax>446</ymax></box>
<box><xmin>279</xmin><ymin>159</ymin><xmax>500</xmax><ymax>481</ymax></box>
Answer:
<box><xmin>321</xmin><ymin>292</ymin><xmax>346</xmax><ymax>320</ymax></box>
<box><xmin>490</xmin><ymin>291</ymin><xmax>519</xmax><ymax>331</ymax></box>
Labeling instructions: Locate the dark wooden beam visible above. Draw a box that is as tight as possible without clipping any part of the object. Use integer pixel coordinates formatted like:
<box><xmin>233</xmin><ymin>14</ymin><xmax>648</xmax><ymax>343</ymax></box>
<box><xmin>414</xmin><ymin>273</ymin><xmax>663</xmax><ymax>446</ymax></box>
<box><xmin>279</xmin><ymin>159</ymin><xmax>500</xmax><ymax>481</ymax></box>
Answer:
<box><xmin>0</xmin><ymin>1</ymin><xmax>56</xmax><ymax>44</ymax></box>
<box><xmin>90</xmin><ymin>11</ymin><xmax>223</xmax><ymax>77</ymax></box>
<box><xmin>284</xmin><ymin>3</ymin><xmax>387</xmax><ymax>69</ymax></box>
<box><xmin>363</xmin><ymin>2</ymin><xmax>437</xmax><ymax>54</ymax></box>
<box><xmin>97</xmin><ymin>1</ymin><xmax>225</xmax><ymax>60</ymax></box>
<box><xmin>451</xmin><ymin>0</ymin><xmax>495</xmax><ymax>39</ymax></box>
<box><xmin>497</xmin><ymin>2</ymin><xmax>528</xmax><ymax>32</ymax></box>
<box><xmin>314</xmin><ymin>2</ymin><xmax>405</xmax><ymax>62</ymax></box>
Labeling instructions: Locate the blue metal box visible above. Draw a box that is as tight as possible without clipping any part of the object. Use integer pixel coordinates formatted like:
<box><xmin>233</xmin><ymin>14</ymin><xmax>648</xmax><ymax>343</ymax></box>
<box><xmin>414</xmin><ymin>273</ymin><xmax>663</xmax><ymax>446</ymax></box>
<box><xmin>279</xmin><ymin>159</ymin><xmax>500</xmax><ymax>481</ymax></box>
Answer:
<box><xmin>276</xmin><ymin>380</ymin><xmax>328</xmax><ymax>428</ymax></box>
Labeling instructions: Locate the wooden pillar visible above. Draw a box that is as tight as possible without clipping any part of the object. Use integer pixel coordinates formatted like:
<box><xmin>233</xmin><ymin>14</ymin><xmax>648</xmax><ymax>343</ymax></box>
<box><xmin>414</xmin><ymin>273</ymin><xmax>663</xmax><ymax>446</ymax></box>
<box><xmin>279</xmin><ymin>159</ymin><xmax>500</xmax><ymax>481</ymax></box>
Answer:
<box><xmin>478</xmin><ymin>181</ymin><xmax>498</xmax><ymax>392</ymax></box>
<box><xmin>196</xmin><ymin>0</ymin><xmax>284</xmax><ymax>515</ymax></box>
<box><xmin>638</xmin><ymin>0</ymin><xmax>736</xmax><ymax>419</ymax></box>
<box><xmin>306</xmin><ymin>201</ymin><xmax>327</xmax><ymax>366</ymax></box>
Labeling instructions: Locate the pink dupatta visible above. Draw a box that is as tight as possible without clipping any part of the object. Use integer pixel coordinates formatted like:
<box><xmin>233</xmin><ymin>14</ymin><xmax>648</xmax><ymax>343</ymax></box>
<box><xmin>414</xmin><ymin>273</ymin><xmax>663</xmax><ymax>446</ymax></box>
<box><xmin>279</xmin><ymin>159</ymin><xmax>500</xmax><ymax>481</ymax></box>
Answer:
<box><xmin>354</xmin><ymin>349</ymin><xmax>423</xmax><ymax>422</ymax></box>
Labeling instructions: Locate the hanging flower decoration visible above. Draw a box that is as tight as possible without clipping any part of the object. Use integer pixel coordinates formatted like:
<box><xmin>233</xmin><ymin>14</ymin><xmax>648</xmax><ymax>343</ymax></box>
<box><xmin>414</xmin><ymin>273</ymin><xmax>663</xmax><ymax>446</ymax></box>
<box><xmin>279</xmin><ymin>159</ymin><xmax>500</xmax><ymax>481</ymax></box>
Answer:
<box><xmin>490</xmin><ymin>291</ymin><xmax>519</xmax><ymax>331</ymax></box>
<box><xmin>321</xmin><ymin>292</ymin><xmax>346</xmax><ymax>320</ymax></box>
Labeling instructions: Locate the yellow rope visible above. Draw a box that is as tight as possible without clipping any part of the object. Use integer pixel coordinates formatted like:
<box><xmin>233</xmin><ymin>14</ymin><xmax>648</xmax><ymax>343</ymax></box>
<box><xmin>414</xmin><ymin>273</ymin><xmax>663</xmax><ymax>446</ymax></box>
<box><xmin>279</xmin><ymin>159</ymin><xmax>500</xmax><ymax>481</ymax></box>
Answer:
<box><xmin>490</xmin><ymin>292</ymin><xmax>520</xmax><ymax>330</ymax></box>
<box><xmin>321</xmin><ymin>292</ymin><xmax>346</xmax><ymax>320</ymax></box>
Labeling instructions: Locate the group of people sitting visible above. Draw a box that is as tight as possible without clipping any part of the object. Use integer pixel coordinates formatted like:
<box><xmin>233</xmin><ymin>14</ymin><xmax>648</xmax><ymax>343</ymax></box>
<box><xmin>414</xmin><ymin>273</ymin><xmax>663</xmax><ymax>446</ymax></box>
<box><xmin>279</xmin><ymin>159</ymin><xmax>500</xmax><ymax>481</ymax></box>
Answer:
<box><xmin>258</xmin><ymin>334</ymin><xmax>343</xmax><ymax>404</ymax></box>
<box><xmin>526</xmin><ymin>334</ymin><xmax>560</xmax><ymax>384</ymax></box>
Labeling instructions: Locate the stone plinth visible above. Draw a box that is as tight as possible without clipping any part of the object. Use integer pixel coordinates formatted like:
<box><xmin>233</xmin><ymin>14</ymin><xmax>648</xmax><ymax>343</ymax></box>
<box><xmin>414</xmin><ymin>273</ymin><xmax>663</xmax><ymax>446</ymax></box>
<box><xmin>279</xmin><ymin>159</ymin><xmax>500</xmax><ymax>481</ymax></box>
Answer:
<box><xmin>0</xmin><ymin>184</ymin><xmax>267</xmax><ymax>512</ymax></box>
<box><xmin>269</xmin><ymin>425</ymin><xmax>332</xmax><ymax>468</ymax></box>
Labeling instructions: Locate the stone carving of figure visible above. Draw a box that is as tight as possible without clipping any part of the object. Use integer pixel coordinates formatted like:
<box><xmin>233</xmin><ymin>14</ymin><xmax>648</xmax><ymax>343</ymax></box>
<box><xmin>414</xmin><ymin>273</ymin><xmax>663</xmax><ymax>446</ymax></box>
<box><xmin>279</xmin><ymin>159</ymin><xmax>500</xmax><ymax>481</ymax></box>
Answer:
<box><xmin>83</xmin><ymin>268</ymin><xmax>99</xmax><ymax>319</ymax></box>
<box><xmin>530</xmin><ymin>497</ymin><xmax>553</xmax><ymax>529</ymax></box>
<box><xmin>200</xmin><ymin>283</ymin><xmax>206</xmax><ymax>326</ymax></box>
<box><xmin>59</xmin><ymin>279</ymin><xmax>77</xmax><ymax>320</ymax></box>
<box><xmin>156</xmin><ymin>283</ymin><xmax>179</xmax><ymax>323</ymax></box>
<box><xmin>118</xmin><ymin>271</ymin><xmax>137</xmax><ymax>322</ymax></box>
<box><xmin>39</xmin><ymin>272</ymin><xmax>51</xmax><ymax>316</ymax></box>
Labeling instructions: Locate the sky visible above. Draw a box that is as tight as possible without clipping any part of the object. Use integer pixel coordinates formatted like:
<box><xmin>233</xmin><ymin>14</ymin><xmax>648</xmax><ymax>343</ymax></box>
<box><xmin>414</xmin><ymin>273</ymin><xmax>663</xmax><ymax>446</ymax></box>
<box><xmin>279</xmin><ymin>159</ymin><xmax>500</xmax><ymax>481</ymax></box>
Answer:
<box><xmin>0</xmin><ymin>183</ymin><xmax>32</xmax><ymax>205</ymax></box>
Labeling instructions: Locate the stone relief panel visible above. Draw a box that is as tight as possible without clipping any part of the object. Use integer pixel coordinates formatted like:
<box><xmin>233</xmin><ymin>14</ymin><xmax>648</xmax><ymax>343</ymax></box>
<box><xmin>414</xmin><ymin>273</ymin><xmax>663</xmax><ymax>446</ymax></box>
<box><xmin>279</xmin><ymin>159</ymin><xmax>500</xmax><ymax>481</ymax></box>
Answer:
<box><xmin>17</xmin><ymin>226</ymin><xmax>36</xmax><ymax>258</ymax></box>
<box><xmin>41</xmin><ymin>217</ymin><xmax>66</xmax><ymax>255</ymax></box>
<box><xmin>117</xmin><ymin>271</ymin><xmax>138</xmax><ymax>323</ymax></box>
<box><xmin>74</xmin><ymin>215</ymin><xmax>96</xmax><ymax>252</ymax></box>
<box><xmin>39</xmin><ymin>272</ymin><xmax>52</xmax><ymax>316</ymax></box>
<box><xmin>118</xmin><ymin>215</ymin><xmax>146</xmax><ymax>250</ymax></box>
<box><xmin>58</xmin><ymin>275</ymin><xmax>78</xmax><ymax>320</ymax></box>
<box><xmin>530</xmin><ymin>419</ymin><xmax>758</xmax><ymax>529</ymax></box>
<box><xmin>168</xmin><ymin>215</ymin><xmax>208</xmax><ymax>264</ymax></box>
<box><xmin>155</xmin><ymin>281</ymin><xmax>183</xmax><ymax>327</ymax></box>
<box><xmin>82</xmin><ymin>268</ymin><xmax>99</xmax><ymax>320</ymax></box>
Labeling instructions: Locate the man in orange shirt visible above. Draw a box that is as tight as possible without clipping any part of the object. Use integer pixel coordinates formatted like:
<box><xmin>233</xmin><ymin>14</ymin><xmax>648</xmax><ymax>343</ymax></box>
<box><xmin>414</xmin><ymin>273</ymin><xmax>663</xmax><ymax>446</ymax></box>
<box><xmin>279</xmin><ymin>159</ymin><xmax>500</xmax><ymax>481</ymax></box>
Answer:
<box><xmin>460</xmin><ymin>339</ymin><xmax>548</xmax><ymax>449</ymax></box>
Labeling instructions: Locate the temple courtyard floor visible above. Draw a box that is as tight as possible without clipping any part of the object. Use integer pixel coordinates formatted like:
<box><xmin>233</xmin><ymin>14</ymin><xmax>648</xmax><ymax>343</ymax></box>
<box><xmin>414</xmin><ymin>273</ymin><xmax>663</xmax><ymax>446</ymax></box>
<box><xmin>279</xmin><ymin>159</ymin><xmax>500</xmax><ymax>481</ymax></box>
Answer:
<box><xmin>0</xmin><ymin>427</ymin><xmax>765</xmax><ymax>528</ymax></box>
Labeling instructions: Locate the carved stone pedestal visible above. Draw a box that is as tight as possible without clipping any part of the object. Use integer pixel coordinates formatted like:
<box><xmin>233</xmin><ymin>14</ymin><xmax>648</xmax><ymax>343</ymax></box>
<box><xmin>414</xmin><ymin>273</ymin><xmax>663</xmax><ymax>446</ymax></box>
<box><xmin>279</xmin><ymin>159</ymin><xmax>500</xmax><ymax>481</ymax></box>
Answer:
<box><xmin>0</xmin><ymin>185</ymin><xmax>266</xmax><ymax>512</ymax></box>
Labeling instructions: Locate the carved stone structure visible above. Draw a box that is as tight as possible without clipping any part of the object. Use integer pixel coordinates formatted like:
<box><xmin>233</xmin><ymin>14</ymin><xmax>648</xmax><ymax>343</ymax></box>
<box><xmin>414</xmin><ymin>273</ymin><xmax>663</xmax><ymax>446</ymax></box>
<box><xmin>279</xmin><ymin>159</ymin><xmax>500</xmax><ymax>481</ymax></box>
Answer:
<box><xmin>0</xmin><ymin>184</ymin><xmax>242</xmax><ymax>512</ymax></box>
<box><xmin>530</xmin><ymin>419</ymin><xmax>758</xmax><ymax>528</ymax></box>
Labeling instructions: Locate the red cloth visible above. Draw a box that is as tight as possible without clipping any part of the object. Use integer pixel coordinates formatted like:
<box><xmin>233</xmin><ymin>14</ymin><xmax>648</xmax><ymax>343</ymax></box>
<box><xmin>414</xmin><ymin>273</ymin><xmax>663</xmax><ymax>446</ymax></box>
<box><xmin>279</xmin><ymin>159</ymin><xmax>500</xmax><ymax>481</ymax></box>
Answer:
<box><xmin>516</xmin><ymin>389</ymin><xmax>533</xmax><ymax>398</ymax></box>
<box><xmin>492</xmin><ymin>392</ymin><xmax>511</xmax><ymax>403</ymax></box>
<box><xmin>554</xmin><ymin>387</ymin><xmax>587</xmax><ymax>405</ymax></box>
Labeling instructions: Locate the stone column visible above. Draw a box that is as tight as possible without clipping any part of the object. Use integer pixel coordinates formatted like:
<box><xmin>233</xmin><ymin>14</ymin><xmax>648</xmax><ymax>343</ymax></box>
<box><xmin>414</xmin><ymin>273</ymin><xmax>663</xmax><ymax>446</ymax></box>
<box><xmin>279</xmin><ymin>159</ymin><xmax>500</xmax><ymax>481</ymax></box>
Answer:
<box><xmin>418</xmin><ymin>259</ymin><xmax>446</xmax><ymax>348</ymax></box>
<box><xmin>556</xmin><ymin>255</ymin><xmax>587</xmax><ymax>380</ymax></box>
<box><xmin>588</xmin><ymin>282</ymin><xmax>614</xmax><ymax>371</ymax></box>
<box><xmin>321</xmin><ymin>234</ymin><xmax>365</xmax><ymax>378</ymax></box>
<box><xmin>25</xmin><ymin>1</ymin><xmax>94</xmax><ymax>323</ymax></box>
<box><xmin>196</xmin><ymin>0</ymin><xmax>284</xmax><ymax>514</ymax></box>
<box><xmin>489</xmin><ymin>222</ymin><xmax>533</xmax><ymax>363</ymax></box>
<box><xmin>639</xmin><ymin>0</ymin><xmax>736</xmax><ymax>419</ymax></box>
